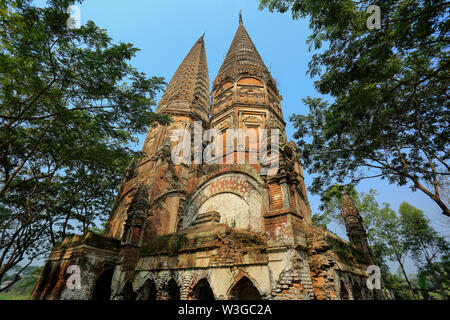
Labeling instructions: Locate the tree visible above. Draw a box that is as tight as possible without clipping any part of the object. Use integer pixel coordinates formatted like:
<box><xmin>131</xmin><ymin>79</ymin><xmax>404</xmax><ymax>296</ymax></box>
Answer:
<box><xmin>399</xmin><ymin>202</ymin><xmax>449</xmax><ymax>298</ymax></box>
<box><xmin>259</xmin><ymin>0</ymin><xmax>449</xmax><ymax>217</ymax></box>
<box><xmin>315</xmin><ymin>186</ymin><xmax>417</xmax><ymax>296</ymax></box>
<box><xmin>0</xmin><ymin>0</ymin><xmax>170</xmax><ymax>290</ymax></box>
<box><xmin>317</xmin><ymin>186</ymin><xmax>449</xmax><ymax>299</ymax></box>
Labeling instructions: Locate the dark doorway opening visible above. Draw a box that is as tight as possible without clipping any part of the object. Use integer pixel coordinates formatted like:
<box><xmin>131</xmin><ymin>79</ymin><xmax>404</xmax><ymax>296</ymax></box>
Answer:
<box><xmin>229</xmin><ymin>277</ymin><xmax>261</xmax><ymax>300</ymax></box>
<box><xmin>141</xmin><ymin>279</ymin><xmax>157</xmax><ymax>300</ymax></box>
<box><xmin>167</xmin><ymin>279</ymin><xmax>180</xmax><ymax>300</ymax></box>
<box><xmin>91</xmin><ymin>269</ymin><xmax>114</xmax><ymax>300</ymax></box>
<box><xmin>192</xmin><ymin>278</ymin><xmax>215</xmax><ymax>300</ymax></box>
<box><xmin>121</xmin><ymin>281</ymin><xmax>137</xmax><ymax>300</ymax></box>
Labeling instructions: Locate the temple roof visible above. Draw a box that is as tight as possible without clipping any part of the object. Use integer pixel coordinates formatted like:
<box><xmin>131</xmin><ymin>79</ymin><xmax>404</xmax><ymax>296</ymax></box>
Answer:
<box><xmin>158</xmin><ymin>35</ymin><xmax>209</xmax><ymax>113</ymax></box>
<box><xmin>213</xmin><ymin>14</ymin><xmax>277</xmax><ymax>91</ymax></box>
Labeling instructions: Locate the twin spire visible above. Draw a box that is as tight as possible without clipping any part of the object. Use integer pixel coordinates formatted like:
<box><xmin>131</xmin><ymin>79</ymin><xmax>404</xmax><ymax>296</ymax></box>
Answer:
<box><xmin>157</xmin><ymin>34</ymin><xmax>209</xmax><ymax>114</ymax></box>
<box><xmin>158</xmin><ymin>12</ymin><xmax>276</xmax><ymax>113</ymax></box>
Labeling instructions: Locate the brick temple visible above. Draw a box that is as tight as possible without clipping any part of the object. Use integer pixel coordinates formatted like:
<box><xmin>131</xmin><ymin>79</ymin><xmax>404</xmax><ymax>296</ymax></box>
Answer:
<box><xmin>31</xmin><ymin>15</ymin><xmax>390</xmax><ymax>300</ymax></box>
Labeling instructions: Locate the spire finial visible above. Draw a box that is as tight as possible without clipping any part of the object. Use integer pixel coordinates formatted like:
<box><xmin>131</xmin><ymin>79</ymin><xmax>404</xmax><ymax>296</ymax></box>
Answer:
<box><xmin>239</xmin><ymin>9</ymin><xmax>243</xmax><ymax>24</ymax></box>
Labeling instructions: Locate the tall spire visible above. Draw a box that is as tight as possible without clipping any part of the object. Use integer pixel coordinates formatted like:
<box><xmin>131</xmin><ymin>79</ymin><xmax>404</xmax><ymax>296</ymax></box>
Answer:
<box><xmin>213</xmin><ymin>16</ymin><xmax>277</xmax><ymax>91</ymax></box>
<box><xmin>158</xmin><ymin>35</ymin><xmax>210</xmax><ymax>115</ymax></box>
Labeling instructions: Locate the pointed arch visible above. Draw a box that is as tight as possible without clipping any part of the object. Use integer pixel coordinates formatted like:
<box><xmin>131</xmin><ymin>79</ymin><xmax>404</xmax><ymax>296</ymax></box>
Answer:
<box><xmin>229</xmin><ymin>276</ymin><xmax>262</xmax><ymax>300</ymax></box>
<box><xmin>192</xmin><ymin>278</ymin><xmax>215</xmax><ymax>300</ymax></box>
<box><xmin>139</xmin><ymin>278</ymin><xmax>157</xmax><ymax>300</ymax></box>
<box><xmin>121</xmin><ymin>281</ymin><xmax>137</xmax><ymax>300</ymax></box>
<box><xmin>167</xmin><ymin>279</ymin><xmax>180</xmax><ymax>300</ymax></box>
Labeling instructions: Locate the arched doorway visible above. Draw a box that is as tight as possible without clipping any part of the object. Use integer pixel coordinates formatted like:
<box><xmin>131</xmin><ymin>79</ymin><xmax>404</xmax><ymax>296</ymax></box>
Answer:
<box><xmin>140</xmin><ymin>279</ymin><xmax>157</xmax><ymax>300</ymax></box>
<box><xmin>229</xmin><ymin>277</ymin><xmax>261</xmax><ymax>300</ymax></box>
<box><xmin>91</xmin><ymin>269</ymin><xmax>114</xmax><ymax>300</ymax></box>
<box><xmin>167</xmin><ymin>279</ymin><xmax>180</xmax><ymax>300</ymax></box>
<box><xmin>192</xmin><ymin>279</ymin><xmax>215</xmax><ymax>300</ymax></box>
<box><xmin>121</xmin><ymin>281</ymin><xmax>137</xmax><ymax>300</ymax></box>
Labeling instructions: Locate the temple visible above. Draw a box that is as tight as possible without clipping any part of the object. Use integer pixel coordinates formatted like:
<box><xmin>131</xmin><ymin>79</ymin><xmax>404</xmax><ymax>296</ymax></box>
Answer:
<box><xmin>31</xmin><ymin>15</ymin><xmax>390</xmax><ymax>300</ymax></box>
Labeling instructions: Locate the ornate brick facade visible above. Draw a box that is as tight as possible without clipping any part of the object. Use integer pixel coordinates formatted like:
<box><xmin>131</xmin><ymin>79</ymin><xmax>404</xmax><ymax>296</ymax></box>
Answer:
<box><xmin>31</xmin><ymin>15</ymin><xmax>390</xmax><ymax>301</ymax></box>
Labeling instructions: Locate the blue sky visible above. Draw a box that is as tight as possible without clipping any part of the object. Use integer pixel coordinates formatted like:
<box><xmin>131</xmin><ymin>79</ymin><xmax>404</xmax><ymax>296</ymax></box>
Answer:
<box><xmin>35</xmin><ymin>0</ymin><xmax>449</xmax><ymax>273</ymax></box>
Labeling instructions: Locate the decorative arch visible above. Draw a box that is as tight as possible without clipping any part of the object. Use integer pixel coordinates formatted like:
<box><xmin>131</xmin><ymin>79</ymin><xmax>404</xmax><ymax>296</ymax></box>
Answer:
<box><xmin>148</xmin><ymin>191</ymin><xmax>186</xmax><ymax>235</ymax></box>
<box><xmin>192</xmin><ymin>278</ymin><xmax>215</xmax><ymax>300</ymax></box>
<box><xmin>138</xmin><ymin>279</ymin><xmax>157</xmax><ymax>300</ymax></box>
<box><xmin>237</xmin><ymin>77</ymin><xmax>264</xmax><ymax>87</ymax></box>
<box><xmin>228</xmin><ymin>276</ymin><xmax>262</xmax><ymax>300</ymax></box>
<box><xmin>166</xmin><ymin>279</ymin><xmax>181</xmax><ymax>300</ymax></box>
<box><xmin>183</xmin><ymin>171</ymin><xmax>263</xmax><ymax>231</ymax></box>
<box><xmin>214</xmin><ymin>81</ymin><xmax>234</xmax><ymax>98</ymax></box>
<box><xmin>121</xmin><ymin>281</ymin><xmax>137</xmax><ymax>300</ymax></box>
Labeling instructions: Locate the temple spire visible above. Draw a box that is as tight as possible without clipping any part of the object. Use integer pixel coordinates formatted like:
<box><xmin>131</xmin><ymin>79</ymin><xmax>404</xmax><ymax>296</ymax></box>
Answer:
<box><xmin>157</xmin><ymin>35</ymin><xmax>209</xmax><ymax>115</ymax></box>
<box><xmin>213</xmin><ymin>16</ymin><xmax>277</xmax><ymax>91</ymax></box>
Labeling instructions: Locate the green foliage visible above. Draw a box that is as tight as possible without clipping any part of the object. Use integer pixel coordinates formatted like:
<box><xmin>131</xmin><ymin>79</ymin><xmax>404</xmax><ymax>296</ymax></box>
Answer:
<box><xmin>260</xmin><ymin>0</ymin><xmax>450</xmax><ymax>218</ymax></box>
<box><xmin>0</xmin><ymin>0</ymin><xmax>170</xmax><ymax>286</ymax></box>
<box><xmin>398</xmin><ymin>203</ymin><xmax>449</xmax><ymax>298</ymax></box>
<box><xmin>313</xmin><ymin>185</ymin><xmax>381</xmax><ymax>231</ymax></box>
<box><xmin>315</xmin><ymin>186</ymin><xmax>449</xmax><ymax>299</ymax></box>
<box><xmin>311</xmin><ymin>212</ymin><xmax>330</xmax><ymax>228</ymax></box>
<box><xmin>88</xmin><ymin>223</ymin><xmax>106</xmax><ymax>235</ymax></box>
<box><xmin>0</xmin><ymin>265</ymin><xmax>43</xmax><ymax>299</ymax></box>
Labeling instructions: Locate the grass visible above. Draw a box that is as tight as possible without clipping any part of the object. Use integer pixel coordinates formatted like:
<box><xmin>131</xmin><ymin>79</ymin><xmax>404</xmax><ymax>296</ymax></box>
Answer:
<box><xmin>0</xmin><ymin>292</ymin><xmax>31</xmax><ymax>300</ymax></box>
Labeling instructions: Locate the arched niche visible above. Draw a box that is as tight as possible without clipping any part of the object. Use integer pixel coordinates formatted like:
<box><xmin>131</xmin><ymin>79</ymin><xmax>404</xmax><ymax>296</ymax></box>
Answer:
<box><xmin>139</xmin><ymin>279</ymin><xmax>157</xmax><ymax>300</ymax></box>
<box><xmin>167</xmin><ymin>279</ymin><xmax>180</xmax><ymax>300</ymax></box>
<box><xmin>121</xmin><ymin>281</ymin><xmax>137</xmax><ymax>300</ymax></box>
<box><xmin>237</xmin><ymin>77</ymin><xmax>263</xmax><ymax>87</ymax></box>
<box><xmin>229</xmin><ymin>277</ymin><xmax>262</xmax><ymax>300</ymax></box>
<box><xmin>198</xmin><ymin>192</ymin><xmax>250</xmax><ymax>230</ymax></box>
<box><xmin>91</xmin><ymin>269</ymin><xmax>114</xmax><ymax>300</ymax></box>
<box><xmin>214</xmin><ymin>81</ymin><xmax>234</xmax><ymax>98</ymax></box>
<box><xmin>183</xmin><ymin>172</ymin><xmax>263</xmax><ymax>232</ymax></box>
<box><xmin>192</xmin><ymin>278</ymin><xmax>215</xmax><ymax>300</ymax></box>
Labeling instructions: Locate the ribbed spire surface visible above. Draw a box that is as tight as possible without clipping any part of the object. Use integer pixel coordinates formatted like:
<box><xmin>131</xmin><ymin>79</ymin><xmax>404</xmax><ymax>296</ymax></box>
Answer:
<box><xmin>213</xmin><ymin>19</ymin><xmax>276</xmax><ymax>90</ymax></box>
<box><xmin>158</xmin><ymin>36</ymin><xmax>209</xmax><ymax>113</ymax></box>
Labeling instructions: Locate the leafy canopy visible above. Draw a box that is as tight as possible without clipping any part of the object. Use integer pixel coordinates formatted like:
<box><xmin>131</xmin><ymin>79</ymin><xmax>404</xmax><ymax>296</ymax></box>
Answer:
<box><xmin>260</xmin><ymin>0</ymin><xmax>449</xmax><ymax>217</ymax></box>
<box><xmin>0</xmin><ymin>0</ymin><xmax>170</xmax><ymax>288</ymax></box>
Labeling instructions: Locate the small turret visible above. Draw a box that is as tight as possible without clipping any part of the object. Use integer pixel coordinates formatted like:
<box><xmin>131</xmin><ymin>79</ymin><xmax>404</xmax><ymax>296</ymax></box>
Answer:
<box><xmin>121</xmin><ymin>184</ymin><xmax>150</xmax><ymax>247</ymax></box>
<box><xmin>342</xmin><ymin>194</ymin><xmax>373</xmax><ymax>263</ymax></box>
